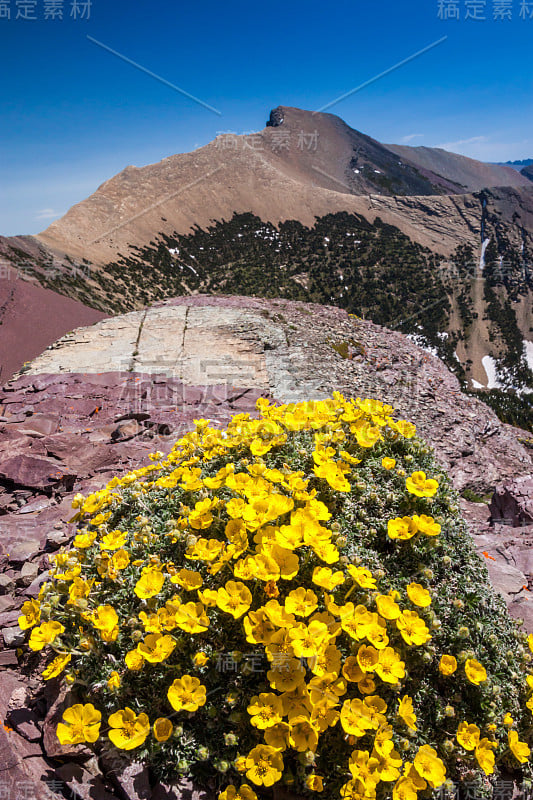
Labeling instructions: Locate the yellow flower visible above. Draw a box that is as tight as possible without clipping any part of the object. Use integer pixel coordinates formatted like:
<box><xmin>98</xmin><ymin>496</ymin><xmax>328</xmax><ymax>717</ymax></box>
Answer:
<box><xmin>268</xmin><ymin>544</ymin><xmax>299</xmax><ymax>580</ymax></box>
<box><xmin>73</xmin><ymin>530</ymin><xmax>97</xmax><ymax>548</ymax></box>
<box><xmin>387</xmin><ymin>517</ymin><xmax>418</xmax><ymax>541</ymax></box>
<box><xmin>289</xmin><ymin>715</ymin><xmax>319</xmax><ymax>752</ymax></box>
<box><xmin>217</xmin><ymin>581</ymin><xmax>253</xmax><ymax>618</ymax></box>
<box><xmin>503</xmin><ymin>713</ymin><xmax>514</xmax><ymax>726</ymax></box>
<box><xmin>340</xmin><ymin>698</ymin><xmax>374</xmax><ymax>737</ymax></box>
<box><xmin>125</xmin><ymin>650</ymin><xmax>144</xmax><ymax>671</ymax></box>
<box><xmin>198</xmin><ymin>588</ymin><xmax>219</xmax><ymax>607</ymax></box>
<box><xmin>247</xmin><ymin>693</ymin><xmax>284</xmax><ymax>729</ymax></box>
<box><xmin>508</xmin><ymin>730</ymin><xmax>530</xmax><ymax>764</ymax></box>
<box><xmin>56</xmin><ymin>703</ymin><xmax>101</xmax><ymax>745</ymax></box>
<box><xmin>185</xmin><ymin>539</ymin><xmax>224</xmax><ymax>562</ymax></box>
<box><xmin>406</xmin><ymin>583</ymin><xmax>431</xmax><ymax>607</ymax></box>
<box><xmin>405</xmin><ymin>471</ymin><xmax>439</xmax><ymax>498</ymax></box>
<box><xmin>110</xmin><ymin>549</ymin><xmax>130</xmax><ymax>571</ymax></box>
<box><xmin>413</xmin><ymin>514</ymin><xmax>441</xmax><ymax>537</ymax></box>
<box><xmin>375</xmin><ymin>647</ymin><xmax>405</xmax><ymax>684</ymax></box>
<box><xmin>438</xmin><ymin>655</ymin><xmax>457</xmax><ymax>675</ymax></box>
<box><xmin>312</xmin><ymin>567</ymin><xmax>345</xmax><ymax>590</ymax></box>
<box><xmin>167</xmin><ymin>675</ymin><xmax>207</xmax><ymax>712</ymax></box>
<box><xmin>171</xmin><ymin>568</ymin><xmax>203</xmax><ymax>590</ymax></box>
<box><xmin>475</xmin><ymin>739</ymin><xmax>496</xmax><ymax>775</ymax></box>
<box><xmin>189</xmin><ymin>498</ymin><xmax>214</xmax><ymax>530</ymax></box>
<box><xmin>413</xmin><ymin>745</ymin><xmax>446</xmax><ymax>788</ymax></box>
<box><xmin>456</xmin><ymin>721</ymin><xmax>480</xmax><ymax>751</ymax></box>
<box><xmin>18</xmin><ymin>599</ymin><xmax>41</xmax><ymax>630</ymax></box>
<box><xmin>219</xmin><ymin>785</ymin><xmax>258</xmax><ymax>800</ymax></box>
<box><xmin>267</xmin><ymin>658</ymin><xmax>306</xmax><ymax>692</ymax></box>
<box><xmin>264</xmin><ymin>722</ymin><xmax>290</xmax><ymax>751</ymax></box>
<box><xmin>244</xmin><ymin>609</ymin><xmax>276</xmax><ymax>645</ymax></box>
<box><xmin>314</xmin><ymin>460</ymin><xmax>351</xmax><ymax>492</ymax></box>
<box><xmin>396</xmin><ymin>610</ymin><xmax>431</xmax><ymax>646</ymax></box>
<box><xmin>285</xmin><ymin>588</ymin><xmax>318</xmax><ymax>617</ymax></box>
<box><xmin>394</xmin><ymin>420</ymin><xmax>416</xmax><ymax>438</ymax></box>
<box><xmin>357</xmin><ymin>645</ymin><xmax>379</xmax><ymax>673</ymax></box>
<box><xmin>464</xmin><ymin>658</ymin><xmax>487</xmax><ymax>685</ymax></box>
<box><xmin>134</xmin><ymin>568</ymin><xmax>165</xmax><ymax>599</ymax></box>
<box><xmin>108</xmin><ymin>707</ymin><xmax>150</xmax><ymax>750</ymax></box>
<box><xmin>308</xmin><ymin>673</ymin><xmax>346</xmax><ymax>705</ymax></box>
<box><xmin>528</xmin><ymin>633</ymin><xmax>533</xmax><ymax>654</ymax></box>
<box><xmin>398</xmin><ymin>696</ymin><xmax>417</xmax><ymax>731</ymax></box>
<box><xmin>376</xmin><ymin>594</ymin><xmax>401</xmax><ymax>620</ymax></box>
<box><xmin>107</xmin><ymin>671</ymin><xmax>121</xmax><ymax>691</ymax></box>
<box><xmin>193</xmin><ymin>651</ymin><xmax>209</xmax><ymax>667</ymax></box>
<box><xmin>382</xmin><ymin>457</ymin><xmax>396</xmax><ymax>470</ymax></box>
<box><xmin>100</xmin><ymin>530</ymin><xmax>127</xmax><ymax>550</ymax></box>
<box><xmin>43</xmin><ymin>653</ymin><xmax>71</xmax><ymax>680</ymax></box>
<box><xmin>29</xmin><ymin>620</ymin><xmax>65</xmax><ymax>651</ymax></box>
<box><xmin>245</xmin><ymin>744</ymin><xmax>284</xmax><ymax>786</ymax></box>
<box><xmin>137</xmin><ymin>633</ymin><xmax>176</xmax><ymax>663</ymax></box>
<box><xmin>289</xmin><ymin>621</ymin><xmax>330</xmax><ymax>659</ymax></box>
<box><xmin>174</xmin><ymin>602</ymin><xmax>210</xmax><ymax>633</ymax></box>
<box><xmin>153</xmin><ymin>717</ymin><xmax>173</xmax><ymax>742</ymax></box>
<box><xmin>347</xmin><ymin>565</ymin><xmax>376</xmax><ymax>589</ymax></box>
<box><xmin>91</xmin><ymin>605</ymin><xmax>119</xmax><ymax>642</ymax></box>
<box><xmin>306</xmin><ymin>775</ymin><xmax>324</xmax><ymax>792</ymax></box>
<box><xmin>342</xmin><ymin>656</ymin><xmax>364</xmax><ymax>683</ymax></box>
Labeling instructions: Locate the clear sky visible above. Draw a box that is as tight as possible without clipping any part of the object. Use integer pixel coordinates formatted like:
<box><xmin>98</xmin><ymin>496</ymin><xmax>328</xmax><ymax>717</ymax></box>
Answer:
<box><xmin>1</xmin><ymin>0</ymin><xmax>532</xmax><ymax>236</ymax></box>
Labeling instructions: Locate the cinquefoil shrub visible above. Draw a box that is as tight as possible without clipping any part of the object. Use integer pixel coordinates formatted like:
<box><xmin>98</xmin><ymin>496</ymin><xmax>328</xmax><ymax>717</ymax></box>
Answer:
<box><xmin>20</xmin><ymin>394</ymin><xmax>533</xmax><ymax>799</ymax></box>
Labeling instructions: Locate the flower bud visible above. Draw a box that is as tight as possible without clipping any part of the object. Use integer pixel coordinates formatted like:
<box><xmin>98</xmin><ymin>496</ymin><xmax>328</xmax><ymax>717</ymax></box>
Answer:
<box><xmin>444</xmin><ymin>705</ymin><xmax>455</xmax><ymax>717</ymax></box>
<box><xmin>336</xmin><ymin>536</ymin><xmax>347</xmax><ymax>548</ymax></box>
<box><xmin>197</xmin><ymin>747</ymin><xmax>209</xmax><ymax>761</ymax></box>
<box><xmin>224</xmin><ymin>733</ymin><xmax>238</xmax><ymax>747</ymax></box>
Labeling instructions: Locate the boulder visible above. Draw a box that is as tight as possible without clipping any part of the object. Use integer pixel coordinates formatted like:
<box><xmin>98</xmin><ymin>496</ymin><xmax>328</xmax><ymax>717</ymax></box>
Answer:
<box><xmin>490</xmin><ymin>476</ymin><xmax>533</xmax><ymax>527</ymax></box>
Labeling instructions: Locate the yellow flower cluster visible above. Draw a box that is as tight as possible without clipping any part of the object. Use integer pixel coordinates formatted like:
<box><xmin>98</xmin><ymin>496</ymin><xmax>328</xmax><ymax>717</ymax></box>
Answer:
<box><xmin>18</xmin><ymin>393</ymin><xmax>533</xmax><ymax>798</ymax></box>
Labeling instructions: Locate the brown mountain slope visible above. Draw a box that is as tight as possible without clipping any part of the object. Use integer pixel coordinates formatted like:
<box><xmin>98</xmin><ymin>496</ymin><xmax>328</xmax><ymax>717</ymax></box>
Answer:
<box><xmin>387</xmin><ymin>143</ymin><xmax>531</xmax><ymax>192</ymax></box>
<box><xmin>33</xmin><ymin>105</ymin><xmax>529</xmax><ymax>267</ymax></box>
<box><xmin>0</xmin><ymin>266</ymin><xmax>105</xmax><ymax>380</ymax></box>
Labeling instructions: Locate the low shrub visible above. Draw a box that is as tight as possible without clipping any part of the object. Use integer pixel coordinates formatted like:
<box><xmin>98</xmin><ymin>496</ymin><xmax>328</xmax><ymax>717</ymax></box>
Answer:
<box><xmin>20</xmin><ymin>394</ymin><xmax>533</xmax><ymax>799</ymax></box>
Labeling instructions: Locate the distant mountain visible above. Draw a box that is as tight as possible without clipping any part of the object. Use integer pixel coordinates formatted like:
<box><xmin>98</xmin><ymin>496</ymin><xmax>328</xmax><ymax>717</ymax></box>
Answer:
<box><xmin>0</xmin><ymin>105</ymin><xmax>531</xmax><ymax>410</ymax></box>
<box><xmin>521</xmin><ymin>164</ymin><xmax>533</xmax><ymax>182</ymax></box>
<box><xmin>387</xmin><ymin>144</ymin><xmax>530</xmax><ymax>190</ymax></box>
<box><xmin>496</xmin><ymin>158</ymin><xmax>533</xmax><ymax>168</ymax></box>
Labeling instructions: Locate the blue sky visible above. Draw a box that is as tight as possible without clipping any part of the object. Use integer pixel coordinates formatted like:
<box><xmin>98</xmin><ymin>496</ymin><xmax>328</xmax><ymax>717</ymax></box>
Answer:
<box><xmin>1</xmin><ymin>0</ymin><xmax>533</xmax><ymax>235</ymax></box>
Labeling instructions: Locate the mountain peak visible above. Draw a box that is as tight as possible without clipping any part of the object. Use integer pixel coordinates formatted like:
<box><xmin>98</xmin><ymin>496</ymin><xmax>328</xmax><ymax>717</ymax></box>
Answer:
<box><xmin>266</xmin><ymin>106</ymin><xmax>285</xmax><ymax>127</ymax></box>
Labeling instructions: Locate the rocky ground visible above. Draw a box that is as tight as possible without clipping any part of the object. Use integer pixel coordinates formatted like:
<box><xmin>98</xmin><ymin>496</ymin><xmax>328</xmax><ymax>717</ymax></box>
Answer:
<box><xmin>0</xmin><ymin>295</ymin><xmax>531</xmax><ymax>799</ymax></box>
